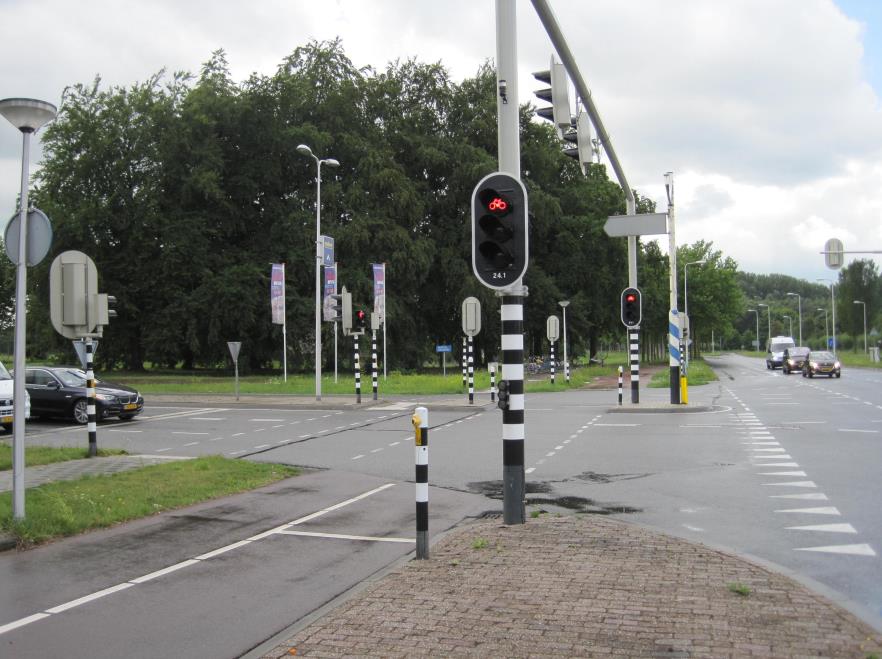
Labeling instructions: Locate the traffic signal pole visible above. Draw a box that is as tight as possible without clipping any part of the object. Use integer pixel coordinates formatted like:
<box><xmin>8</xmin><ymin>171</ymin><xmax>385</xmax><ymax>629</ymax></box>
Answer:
<box><xmin>496</xmin><ymin>0</ymin><xmax>526</xmax><ymax>525</ymax></box>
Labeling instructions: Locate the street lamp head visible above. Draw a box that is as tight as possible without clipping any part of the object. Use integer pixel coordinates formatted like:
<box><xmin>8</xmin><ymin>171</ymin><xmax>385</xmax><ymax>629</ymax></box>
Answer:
<box><xmin>296</xmin><ymin>144</ymin><xmax>313</xmax><ymax>157</ymax></box>
<box><xmin>0</xmin><ymin>98</ymin><xmax>57</xmax><ymax>133</ymax></box>
<box><xmin>758</xmin><ymin>303</ymin><xmax>768</xmax><ymax>308</ymax></box>
<box><xmin>559</xmin><ymin>300</ymin><xmax>570</xmax><ymax>308</ymax></box>
<box><xmin>323</xmin><ymin>158</ymin><xmax>340</xmax><ymax>168</ymax></box>
<box><xmin>817</xmin><ymin>308</ymin><xmax>825</xmax><ymax>312</ymax></box>
<box><xmin>853</xmin><ymin>300</ymin><xmax>863</xmax><ymax>305</ymax></box>
<box><xmin>747</xmin><ymin>308</ymin><xmax>756</xmax><ymax>313</ymax></box>
<box><xmin>786</xmin><ymin>292</ymin><xmax>798</xmax><ymax>297</ymax></box>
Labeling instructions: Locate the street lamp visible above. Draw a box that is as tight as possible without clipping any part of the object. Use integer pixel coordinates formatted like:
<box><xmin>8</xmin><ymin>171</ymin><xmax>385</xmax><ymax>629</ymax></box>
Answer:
<box><xmin>758</xmin><ymin>303</ymin><xmax>771</xmax><ymax>347</ymax></box>
<box><xmin>783</xmin><ymin>315</ymin><xmax>792</xmax><ymax>338</ymax></box>
<box><xmin>817</xmin><ymin>279</ymin><xmax>837</xmax><ymax>356</ymax></box>
<box><xmin>747</xmin><ymin>309</ymin><xmax>760</xmax><ymax>352</ymax></box>
<box><xmin>297</xmin><ymin>144</ymin><xmax>339</xmax><ymax>402</ymax></box>
<box><xmin>786</xmin><ymin>292</ymin><xmax>802</xmax><ymax>345</ymax></box>
<box><xmin>559</xmin><ymin>300</ymin><xmax>570</xmax><ymax>383</ymax></box>
<box><xmin>0</xmin><ymin>97</ymin><xmax>57</xmax><ymax>520</ymax></box>
<box><xmin>816</xmin><ymin>308</ymin><xmax>829</xmax><ymax>350</ymax></box>
<box><xmin>853</xmin><ymin>300</ymin><xmax>867</xmax><ymax>354</ymax></box>
<box><xmin>683</xmin><ymin>258</ymin><xmax>706</xmax><ymax>366</ymax></box>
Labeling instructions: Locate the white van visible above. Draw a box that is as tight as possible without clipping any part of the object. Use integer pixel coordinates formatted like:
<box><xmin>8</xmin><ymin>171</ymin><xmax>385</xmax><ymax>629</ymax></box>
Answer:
<box><xmin>0</xmin><ymin>360</ymin><xmax>30</xmax><ymax>433</ymax></box>
<box><xmin>766</xmin><ymin>336</ymin><xmax>796</xmax><ymax>370</ymax></box>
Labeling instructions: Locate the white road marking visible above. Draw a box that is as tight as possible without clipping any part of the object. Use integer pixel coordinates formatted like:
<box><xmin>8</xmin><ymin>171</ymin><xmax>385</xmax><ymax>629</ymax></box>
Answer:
<box><xmin>0</xmin><ymin>613</ymin><xmax>52</xmax><ymax>635</ymax></box>
<box><xmin>775</xmin><ymin>507</ymin><xmax>840</xmax><ymax>515</ymax></box>
<box><xmin>389</xmin><ymin>442</ymin><xmax>400</xmax><ymax>447</ymax></box>
<box><xmin>370</xmin><ymin>448</ymin><xmax>383</xmax><ymax>453</ymax></box>
<box><xmin>682</xmin><ymin>524</ymin><xmax>704</xmax><ymax>532</ymax></box>
<box><xmin>189</xmin><ymin>417</ymin><xmax>225</xmax><ymax>421</ymax></box>
<box><xmin>838</xmin><ymin>429</ymin><xmax>879</xmax><ymax>434</ymax></box>
<box><xmin>273</xmin><ymin>530</ymin><xmax>413</xmax><ymax>543</ymax></box>
<box><xmin>785</xmin><ymin>523</ymin><xmax>857</xmax><ymax>533</ymax></box>
<box><xmin>172</xmin><ymin>432</ymin><xmax>209</xmax><ymax>436</ymax></box>
<box><xmin>182</xmin><ymin>442</ymin><xmax>199</xmax><ymax>447</ymax></box>
<box><xmin>794</xmin><ymin>543</ymin><xmax>876</xmax><ymax>556</ymax></box>
<box><xmin>554</xmin><ymin>445</ymin><xmax>564</xmax><ymax>450</ymax></box>
<box><xmin>752</xmin><ymin>454</ymin><xmax>792</xmax><ymax>459</ymax></box>
<box><xmin>763</xmin><ymin>481</ymin><xmax>816</xmax><ymax>488</ymax></box>
<box><xmin>108</xmin><ymin>429</ymin><xmax>142</xmax><ymax>433</ymax></box>
<box><xmin>594</xmin><ymin>423</ymin><xmax>640</xmax><ymax>427</ymax></box>
<box><xmin>682</xmin><ymin>424</ymin><xmax>722</xmax><ymax>428</ymax></box>
<box><xmin>253</xmin><ymin>428</ymin><xmax>266</xmax><ymax>433</ymax></box>
<box><xmin>759</xmin><ymin>462</ymin><xmax>799</xmax><ymax>467</ymax></box>
<box><xmin>352</xmin><ymin>454</ymin><xmax>365</xmax><ymax>460</ymax></box>
<box><xmin>272</xmin><ymin>425</ymin><xmax>285</xmax><ymax>429</ymax></box>
<box><xmin>253</xmin><ymin>444</ymin><xmax>270</xmax><ymax>450</ymax></box>
<box><xmin>298</xmin><ymin>434</ymin><xmax>310</xmax><ymax>439</ymax></box>
<box><xmin>525</xmin><ymin>467</ymin><xmax>536</xmax><ymax>474</ymax></box>
<box><xmin>129</xmin><ymin>560</ymin><xmax>201</xmax><ymax>584</ymax></box>
<box><xmin>208</xmin><ymin>437</ymin><xmax>222</xmax><ymax>442</ymax></box>
<box><xmin>44</xmin><ymin>583</ymin><xmax>136</xmax><ymax>613</ymax></box>
<box><xmin>759</xmin><ymin>471</ymin><xmax>807</xmax><ymax>477</ymax></box>
<box><xmin>251</xmin><ymin>418</ymin><xmax>286</xmax><ymax>422</ymax></box>
<box><xmin>156</xmin><ymin>448</ymin><xmax>172</xmax><ymax>453</ymax></box>
<box><xmin>770</xmin><ymin>493</ymin><xmax>828</xmax><ymax>500</ymax></box>
<box><xmin>752</xmin><ymin>448</ymin><xmax>786</xmax><ymax>452</ymax></box>
<box><xmin>545</xmin><ymin>452</ymin><xmax>555</xmax><ymax>457</ymax></box>
<box><xmin>232</xmin><ymin>433</ymin><xmax>244</xmax><ymax>437</ymax></box>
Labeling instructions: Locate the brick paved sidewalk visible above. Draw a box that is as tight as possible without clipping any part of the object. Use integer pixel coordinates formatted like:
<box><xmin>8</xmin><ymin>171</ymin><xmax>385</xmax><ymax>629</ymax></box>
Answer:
<box><xmin>261</xmin><ymin>515</ymin><xmax>882</xmax><ymax>658</ymax></box>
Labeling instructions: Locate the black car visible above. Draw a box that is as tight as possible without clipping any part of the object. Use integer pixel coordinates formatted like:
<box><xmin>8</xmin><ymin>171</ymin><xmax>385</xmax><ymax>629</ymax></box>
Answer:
<box><xmin>782</xmin><ymin>347</ymin><xmax>810</xmax><ymax>374</ymax></box>
<box><xmin>24</xmin><ymin>366</ymin><xmax>144</xmax><ymax>424</ymax></box>
<box><xmin>801</xmin><ymin>351</ymin><xmax>841</xmax><ymax>378</ymax></box>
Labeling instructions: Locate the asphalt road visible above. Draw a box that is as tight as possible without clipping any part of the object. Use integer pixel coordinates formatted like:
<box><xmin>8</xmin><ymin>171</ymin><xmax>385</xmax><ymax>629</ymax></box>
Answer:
<box><xmin>4</xmin><ymin>355</ymin><xmax>881</xmax><ymax>655</ymax></box>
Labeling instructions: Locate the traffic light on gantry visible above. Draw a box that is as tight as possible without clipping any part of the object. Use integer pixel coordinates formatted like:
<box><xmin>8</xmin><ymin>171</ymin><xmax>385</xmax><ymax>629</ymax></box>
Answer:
<box><xmin>533</xmin><ymin>55</ymin><xmax>571</xmax><ymax>138</ymax></box>
<box><xmin>621</xmin><ymin>287</ymin><xmax>642</xmax><ymax>328</ymax></box>
<box><xmin>471</xmin><ymin>172</ymin><xmax>528</xmax><ymax>290</ymax></box>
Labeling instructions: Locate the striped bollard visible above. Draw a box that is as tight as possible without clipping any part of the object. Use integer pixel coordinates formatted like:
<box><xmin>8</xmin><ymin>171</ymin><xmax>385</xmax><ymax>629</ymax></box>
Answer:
<box><xmin>501</xmin><ymin>294</ymin><xmax>525</xmax><ymax>525</ymax></box>
<box><xmin>550</xmin><ymin>343</ymin><xmax>555</xmax><ymax>385</ymax></box>
<box><xmin>490</xmin><ymin>364</ymin><xmax>496</xmax><ymax>403</ymax></box>
<box><xmin>461</xmin><ymin>336</ymin><xmax>467</xmax><ymax>390</ymax></box>
<box><xmin>618</xmin><ymin>365</ymin><xmax>623</xmax><ymax>406</ymax></box>
<box><xmin>86</xmin><ymin>337</ymin><xmax>98</xmax><ymax>457</ymax></box>
<box><xmin>680</xmin><ymin>343</ymin><xmax>688</xmax><ymax>405</ymax></box>
<box><xmin>413</xmin><ymin>406</ymin><xmax>429</xmax><ymax>559</ymax></box>
<box><xmin>565</xmin><ymin>358</ymin><xmax>570</xmax><ymax>384</ymax></box>
<box><xmin>669</xmin><ymin>309</ymin><xmax>681</xmax><ymax>404</ymax></box>
<box><xmin>629</xmin><ymin>329</ymin><xmax>640</xmax><ymax>404</ymax></box>
<box><xmin>354</xmin><ymin>335</ymin><xmax>361</xmax><ymax>404</ymax></box>
<box><xmin>371</xmin><ymin>330</ymin><xmax>378</xmax><ymax>401</ymax></box>
<box><xmin>467</xmin><ymin>336</ymin><xmax>474</xmax><ymax>405</ymax></box>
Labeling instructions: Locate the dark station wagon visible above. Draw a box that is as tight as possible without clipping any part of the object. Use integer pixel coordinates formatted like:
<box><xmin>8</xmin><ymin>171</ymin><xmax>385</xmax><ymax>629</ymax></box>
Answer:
<box><xmin>24</xmin><ymin>366</ymin><xmax>144</xmax><ymax>424</ymax></box>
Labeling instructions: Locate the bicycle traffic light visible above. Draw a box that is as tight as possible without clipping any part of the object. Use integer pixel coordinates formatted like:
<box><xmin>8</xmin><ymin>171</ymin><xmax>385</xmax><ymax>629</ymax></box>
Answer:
<box><xmin>471</xmin><ymin>172</ymin><xmax>528</xmax><ymax>290</ymax></box>
<box><xmin>620</xmin><ymin>287</ymin><xmax>642</xmax><ymax>328</ymax></box>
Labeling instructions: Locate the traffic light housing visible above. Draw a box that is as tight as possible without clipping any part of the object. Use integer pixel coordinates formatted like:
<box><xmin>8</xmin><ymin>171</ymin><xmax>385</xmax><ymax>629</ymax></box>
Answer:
<box><xmin>562</xmin><ymin>111</ymin><xmax>594</xmax><ymax>173</ymax></box>
<box><xmin>533</xmin><ymin>55</ymin><xmax>571</xmax><ymax>137</ymax></box>
<box><xmin>329</xmin><ymin>293</ymin><xmax>343</xmax><ymax>323</ymax></box>
<box><xmin>621</xmin><ymin>287</ymin><xmax>642</xmax><ymax>328</ymax></box>
<box><xmin>341</xmin><ymin>287</ymin><xmax>353</xmax><ymax>334</ymax></box>
<box><xmin>497</xmin><ymin>379</ymin><xmax>510</xmax><ymax>411</ymax></box>
<box><xmin>355</xmin><ymin>308</ymin><xmax>368</xmax><ymax>334</ymax></box>
<box><xmin>471</xmin><ymin>172</ymin><xmax>528</xmax><ymax>290</ymax></box>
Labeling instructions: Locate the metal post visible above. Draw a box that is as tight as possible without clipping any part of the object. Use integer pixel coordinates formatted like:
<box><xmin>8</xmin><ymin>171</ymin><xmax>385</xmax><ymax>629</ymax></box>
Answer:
<box><xmin>314</xmin><ymin>166</ymin><xmax>322</xmax><ymax>401</ymax></box>
<box><xmin>490</xmin><ymin>364</ymin><xmax>496</xmax><ymax>402</ymax></box>
<box><xmin>550</xmin><ymin>342</ymin><xmax>555</xmax><ymax>384</ymax></box>
<box><xmin>831</xmin><ymin>284</ymin><xmax>837</xmax><ymax>356</ymax></box>
<box><xmin>680</xmin><ymin>349</ymin><xmax>688</xmax><ymax>404</ymax></box>
<box><xmin>413</xmin><ymin>406</ymin><xmax>429</xmax><ymax>559</ymax></box>
<box><xmin>469</xmin><ymin>336</ymin><xmax>475</xmax><ymax>405</ymax></box>
<box><xmin>666</xmin><ymin>172</ymin><xmax>680</xmax><ymax>404</ymax></box>
<box><xmin>354</xmin><ymin>335</ymin><xmax>361</xmax><ymax>404</ymax></box>
<box><xmin>501</xmin><ymin>295</ymin><xmax>525</xmax><ymax>525</ymax></box>
<box><xmin>11</xmin><ymin>129</ymin><xmax>30</xmax><ymax>519</ymax></box>
<box><xmin>234</xmin><ymin>357</ymin><xmax>239</xmax><ymax>401</ymax></box>
<box><xmin>561</xmin><ymin>305</ymin><xmax>570</xmax><ymax>383</ymax></box>
<box><xmin>282</xmin><ymin>262</ymin><xmax>287</xmax><ymax>382</ymax></box>
<box><xmin>629</xmin><ymin>329</ymin><xmax>639</xmax><ymax>404</ymax></box>
<box><xmin>86</xmin><ymin>337</ymin><xmax>97</xmax><ymax>457</ymax></box>
<box><xmin>462</xmin><ymin>336</ymin><xmax>467</xmax><ymax>390</ymax></box>
<box><xmin>617</xmin><ymin>366</ymin><xmax>623</xmax><ymax>406</ymax></box>
<box><xmin>372</xmin><ymin>330</ymin><xmax>378</xmax><ymax>400</ymax></box>
<box><xmin>334</xmin><ymin>321</ymin><xmax>338</xmax><ymax>383</ymax></box>
<box><xmin>383</xmin><ymin>317</ymin><xmax>388</xmax><ymax>381</ymax></box>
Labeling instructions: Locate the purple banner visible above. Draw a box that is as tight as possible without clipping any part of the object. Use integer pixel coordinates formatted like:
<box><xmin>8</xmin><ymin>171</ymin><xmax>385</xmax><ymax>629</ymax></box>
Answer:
<box><xmin>323</xmin><ymin>264</ymin><xmax>337</xmax><ymax>322</ymax></box>
<box><xmin>270</xmin><ymin>263</ymin><xmax>285</xmax><ymax>325</ymax></box>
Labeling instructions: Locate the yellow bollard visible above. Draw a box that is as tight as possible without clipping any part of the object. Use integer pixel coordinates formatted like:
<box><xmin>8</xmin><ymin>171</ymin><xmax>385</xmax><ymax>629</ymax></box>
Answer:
<box><xmin>680</xmin><ymin>375</ymin><xmax>688</xmax><ymax>405</ymax></box>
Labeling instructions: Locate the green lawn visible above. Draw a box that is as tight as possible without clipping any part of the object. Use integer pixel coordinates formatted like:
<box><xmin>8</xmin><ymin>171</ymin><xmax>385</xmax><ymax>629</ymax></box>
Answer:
<box><xmin>0</xmin><ymin>456</ymin><xmax>299</xmax><ymax>547</ymax></box>
<box><xmin>648</xmin><ymin>360</ymin><xmax>718</xmax><ymax>388</ymax></box>
<box><xmin>0</xmin><ymin>445</ymin><xmax>126</xmax><ymax>471</ymax></box>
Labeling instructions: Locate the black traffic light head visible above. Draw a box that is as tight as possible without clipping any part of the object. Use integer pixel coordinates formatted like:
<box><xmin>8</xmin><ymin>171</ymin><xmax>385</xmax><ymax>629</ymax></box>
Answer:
<box><xmin>621</xmin><ymin>287</ymin><xmax>642</xmax><ymax>328</ymax></box>
<box><xmin>355</xmin><ymin>308</ymin><xmax>368</xmax><ymax>333</ymax></box>
<box><xmin>497</xmin><ymin>379</ymin><xmax>510</xmax><ymax>411</ymax></box>
<box><xmin>471</xmin><ymin>172</ymin><xmax>528</xmax><ymax>290</ymax></box>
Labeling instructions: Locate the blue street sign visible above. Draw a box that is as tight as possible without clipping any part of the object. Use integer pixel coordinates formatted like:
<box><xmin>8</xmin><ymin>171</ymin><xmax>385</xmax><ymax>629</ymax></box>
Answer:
<box><xmin>320</xmin><ymin>235</ymin><xmax>334</xmax><ymax>267</ymax></box>
<box><xmin>827</xmin><ymin>337</ymin><xmax>837</xmax><ymax>349</ymax></box>
<box><xmin>435</xmin><ymin>344</ymin><xmax>452</xmax><ymax>353</ymax></box>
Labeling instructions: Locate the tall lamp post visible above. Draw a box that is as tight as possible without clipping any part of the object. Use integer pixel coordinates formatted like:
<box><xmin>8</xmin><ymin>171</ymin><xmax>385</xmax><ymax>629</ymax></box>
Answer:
<box><xmin>297</xmin><ymin>144</ymin><xmax>339</xmax><ymax>402</ymax></box>
<box><xmin>1</xmin><ymin>97</ymin><xmax>57</xmax><ymax>520</ymax></box>
<box><xmin>783</xmin><ymin>315</ymin><xmax>792</xmax><ymax>338</ymax></box>
<box><xmin>758</xmin><ymin>303</ymin><xmax>771</xmax><ymax>347</ymax></box>
<box><xmin>853</xmin><ymin>300</ymin><xmax>867</xmax><ymax>354</ymax></box>
<box><xmin>558</xmin><ymin>300</ymin><xmax>570</xmax><ymax>383</ymax></box>
<box><xmin>817</xmin><ymin>279</ymin><xmax>837</xmax><ymax>355</ymax></box>
<box><xmin>786</xmin><ymin>292</ymin><xmax>802</xmax><ymax>345</ymax></box>
<box><xmin>683</xmin><ymin>259</ymin><xmax>706</xmax><ymax>367</ymax></box>
<box><xmin>816</xmin><ymin>308</ymin><xmax>829</xmax><ymax>349</ymax></box>
<box><xmin>747</xmin><ymin>309</ymin><xmax>760</xmax><ymax>352</ymax></box>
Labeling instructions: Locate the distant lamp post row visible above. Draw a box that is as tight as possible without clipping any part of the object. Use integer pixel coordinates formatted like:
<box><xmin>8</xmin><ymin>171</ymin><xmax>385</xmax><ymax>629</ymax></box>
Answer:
<box><xmin>296</xmin><ymin>144</ymin><xmax>339</xmax><ymax>401</ymax></box>
<box><xmin>0</xmin><ymin>97</ymin><xmax>58</xmax><ymax>521</ymax></box>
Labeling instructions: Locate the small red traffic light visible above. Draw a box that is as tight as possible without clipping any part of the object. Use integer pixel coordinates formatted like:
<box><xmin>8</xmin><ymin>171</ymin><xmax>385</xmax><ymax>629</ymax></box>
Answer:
<box><xmin>488</xmin><ymin>197</ymin><xmax>508</xmax><ymax>213</ymax></box>
<box><xmin>626</xmin><ymin>294</ymin><xmax>636</xmax><ymax>303</ymax></box>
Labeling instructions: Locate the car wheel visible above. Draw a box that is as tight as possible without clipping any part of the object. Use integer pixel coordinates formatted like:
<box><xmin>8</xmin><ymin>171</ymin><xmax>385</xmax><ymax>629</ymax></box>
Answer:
<box><xmin>835</xmin><ymin>372</ymin><xmax>841</xmax><ymax>378</ymax></box>
<box><xmin>808</xmin><ymin>371</ymin><xmax>813</xmax><ymax>378</ymax></box>
<box><xmin>73</xmin><ymin>399</ymin><xmax>90</xmax><ymax>425</ymax></box>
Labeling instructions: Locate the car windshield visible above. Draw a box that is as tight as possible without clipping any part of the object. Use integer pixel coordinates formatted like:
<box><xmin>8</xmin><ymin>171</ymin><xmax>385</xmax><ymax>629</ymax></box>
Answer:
<box><xmin>771</xmin><ymin>343</ymin><xmax>794</xmax><ymax>353</ymax></box>
<box><xmin>791</xmin><ymin>348</ymin><xmax>810</xmax><ymax>357</ymax></box>
<box><xmin>56</xmin><ymin>369</ymin><xmax>89</xmax><ymax>387</ymax></box>
<box><xmin>0</xmin><ymin>362</ymin><xmax>10</xmax><ymax>380</ymax></box>
<box><xmin>812</xmin><ymin>352</ymin><xmax>835</xmax><ymax>361</ymax></box>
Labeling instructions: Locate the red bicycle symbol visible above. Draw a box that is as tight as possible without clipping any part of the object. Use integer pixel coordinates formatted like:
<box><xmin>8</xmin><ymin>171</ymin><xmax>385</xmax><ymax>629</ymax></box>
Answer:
<box><xmin>488</xmin><ymin>197</ymin><xmax>508</xmax><ymax>212</ymax></box>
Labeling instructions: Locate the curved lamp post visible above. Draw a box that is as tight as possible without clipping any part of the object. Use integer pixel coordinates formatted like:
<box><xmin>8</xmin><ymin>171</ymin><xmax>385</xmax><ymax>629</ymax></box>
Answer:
<box><xmin>0</xmin><ymin>97</ymin><xmax>57</xmax><ymax>520</ymax></box>
<box><xmin>296</xmin><ymin>144</ymin><xmax>339</xmax><ymax>401</ymax></box>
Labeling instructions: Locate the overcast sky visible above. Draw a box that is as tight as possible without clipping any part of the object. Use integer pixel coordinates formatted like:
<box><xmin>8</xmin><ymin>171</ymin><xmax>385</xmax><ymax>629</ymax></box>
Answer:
<box><xmin>2</xmin><ymin>0</ymin><xmax>881</xmax><ymax>282</ymax></box>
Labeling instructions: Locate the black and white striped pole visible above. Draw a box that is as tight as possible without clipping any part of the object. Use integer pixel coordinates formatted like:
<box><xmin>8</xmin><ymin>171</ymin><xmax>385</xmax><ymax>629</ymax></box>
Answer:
<box><xmin>550</xmin><ymin>342</ymin><xmax>555</xmax><ymax>385</ymax></box>
<box><xmin>621</xmin><ymin>288</ymin><xmax>642</xmax><ymax>404</ymax></box>
<box><xmin>490</xmin><ymin>363</ymin><xmax>496</xmax><ymax>403</ymax></box>
<box><xmin>354</xmin><ymin>335</ymin><xmax>361</xmax><ymax>404</ymax></box>
<box><xmin>618</xmin><ymin>365</ymin><xmax>623</xmax><ymax>406</ymax></box>
<box><xmin>371</xmin><ymin>324</ymin><xmax>378</xmax><ymax>401</ymax></box>
<box><xmin>462</xmin><ymin>297</ymin><xmax>481</xmax><ymax>405</ymax></box>
<box><xmin>501</xmin><ymin>294</ymin><xmax>525</xmax><ymax>524</ymax></box>
<box><xmin>461</xmin><ymin>336</ymin><xmax>467</xmax><ymax>390</ymax></box>
<box><xmin>629</xmin><ymin>329</ymin><xmax>640</xmax><ymax>403</ymax></box>
<box><xmin>546</xmin><ymin>315</ymin><xmax>559</xmax><ymax>386</ymax></box>
<box><xmin>86</xmin><ymin>337</ymin><xmax>98</xmax><ymax>457</ymax></box>
<box><xmin>413</xmin><ymin>406</ymin><xmax>429</xmax><ymax>559</ymax></box>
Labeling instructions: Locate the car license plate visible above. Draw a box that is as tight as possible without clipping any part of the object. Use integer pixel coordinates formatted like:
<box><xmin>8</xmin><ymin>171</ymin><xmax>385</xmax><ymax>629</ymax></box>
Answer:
<box><xmin>124</xmin><ymin>403</ymin><xmax>138</xmax><ymax>411</ymax></box>
<box><xmin>1</xmin><ymin>415</ymin><xmax>11</xmax><ymax>424</ymax></box>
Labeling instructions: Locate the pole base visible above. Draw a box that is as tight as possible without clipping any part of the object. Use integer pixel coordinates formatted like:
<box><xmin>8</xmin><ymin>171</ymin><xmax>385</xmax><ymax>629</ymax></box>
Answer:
<box><xmin>503</xmin><ymin>464</ymin><xmax>525</xmax><ymax>525</ymax></box>
<box><xmin>416</xmin><ymin>531</ymin><xmax>429</xmax><ymax>559</ymax></box>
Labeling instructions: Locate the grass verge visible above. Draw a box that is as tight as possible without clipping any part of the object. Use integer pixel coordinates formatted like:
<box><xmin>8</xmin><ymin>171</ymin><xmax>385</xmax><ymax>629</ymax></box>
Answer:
<box><xmin>648</xmin><ymin>360</ymin><xmax>718</xmax><ymax>388</ymax></box>
<box><xmin>0</xmin><ymin>444</ymin><xmax>126</xmax><ymax>471</ymax></box>
<box><xmin>0</xmin><ymin>456</ymin><xmax>299</xmax><ymax>548</ymax></box>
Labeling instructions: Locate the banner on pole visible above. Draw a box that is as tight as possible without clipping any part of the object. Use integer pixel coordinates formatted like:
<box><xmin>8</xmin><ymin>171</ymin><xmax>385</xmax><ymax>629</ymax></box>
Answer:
<box><xmin>372</xmin><ymin>263</ymin><xmax>386</xmax><ymax>324</ymax></box>
<box><xmin>323</xmin><ymin>264</ymin><xmax>338</xmax><ymax>322</ymax></box>
<box><xmin>270</xmin><ymin>263</ymin><xmax>285</xmax><ymax>325</ymax></box>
